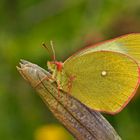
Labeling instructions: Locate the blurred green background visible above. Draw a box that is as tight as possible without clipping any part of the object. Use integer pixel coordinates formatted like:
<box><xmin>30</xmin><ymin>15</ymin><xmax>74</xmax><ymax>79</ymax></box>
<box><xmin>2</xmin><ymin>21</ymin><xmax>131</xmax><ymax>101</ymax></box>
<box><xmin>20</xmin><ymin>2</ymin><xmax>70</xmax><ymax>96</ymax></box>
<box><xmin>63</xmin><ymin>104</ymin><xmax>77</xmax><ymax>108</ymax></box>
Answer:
<box><xmin>0</xmin><ymin>0</ymin><xmax>140</xmax><ymax>140</ymax></box>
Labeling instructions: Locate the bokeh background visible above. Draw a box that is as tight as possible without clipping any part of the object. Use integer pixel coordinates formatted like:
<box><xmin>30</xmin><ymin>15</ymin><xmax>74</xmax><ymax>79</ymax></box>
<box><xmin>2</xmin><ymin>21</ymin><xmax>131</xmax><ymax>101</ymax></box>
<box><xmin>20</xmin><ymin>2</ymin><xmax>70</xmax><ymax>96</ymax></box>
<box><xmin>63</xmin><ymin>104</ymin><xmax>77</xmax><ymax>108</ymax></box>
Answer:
<box><xmin>0</xmin><ymin>0</ymin><xmax>140</xmax><ymax>140</ymax></box>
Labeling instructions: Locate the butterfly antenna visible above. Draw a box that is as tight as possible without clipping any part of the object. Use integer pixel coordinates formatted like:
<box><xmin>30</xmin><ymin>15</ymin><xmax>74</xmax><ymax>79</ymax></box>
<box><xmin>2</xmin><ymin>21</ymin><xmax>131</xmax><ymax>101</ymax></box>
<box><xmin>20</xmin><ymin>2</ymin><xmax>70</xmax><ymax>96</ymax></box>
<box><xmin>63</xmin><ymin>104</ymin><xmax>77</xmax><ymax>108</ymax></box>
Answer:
<box><xmin>42</xmin><ymin>43</ymin><xmax>52</xmax><ymax>59</ymax></box>
<box><xmin>50</xmin><ymin>40</ymin><xmax>56</xmax><ymax>62</ymax></box>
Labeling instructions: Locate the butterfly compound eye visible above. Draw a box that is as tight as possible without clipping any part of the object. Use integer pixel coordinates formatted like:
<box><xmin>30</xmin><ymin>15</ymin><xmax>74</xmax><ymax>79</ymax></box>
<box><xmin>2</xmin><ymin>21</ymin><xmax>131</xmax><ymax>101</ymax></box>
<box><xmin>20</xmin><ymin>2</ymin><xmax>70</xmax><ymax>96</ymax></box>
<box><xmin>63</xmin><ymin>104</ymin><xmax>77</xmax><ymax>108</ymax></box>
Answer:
<box><xmin>55</xmin><ymin>62</ymin><xmax>63</xmax><ymax>71</ymax></box>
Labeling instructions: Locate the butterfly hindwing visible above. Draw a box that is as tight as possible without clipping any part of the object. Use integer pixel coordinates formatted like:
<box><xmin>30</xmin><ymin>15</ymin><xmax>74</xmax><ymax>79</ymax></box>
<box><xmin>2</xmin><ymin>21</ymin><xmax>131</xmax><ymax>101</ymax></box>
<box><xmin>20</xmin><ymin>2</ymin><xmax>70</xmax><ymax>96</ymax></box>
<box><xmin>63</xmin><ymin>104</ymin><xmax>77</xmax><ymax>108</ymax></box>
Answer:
<box><xmin>63</xmin><ymin>51</ymin><xmax>140</xmax><ymax>114</ymax></box>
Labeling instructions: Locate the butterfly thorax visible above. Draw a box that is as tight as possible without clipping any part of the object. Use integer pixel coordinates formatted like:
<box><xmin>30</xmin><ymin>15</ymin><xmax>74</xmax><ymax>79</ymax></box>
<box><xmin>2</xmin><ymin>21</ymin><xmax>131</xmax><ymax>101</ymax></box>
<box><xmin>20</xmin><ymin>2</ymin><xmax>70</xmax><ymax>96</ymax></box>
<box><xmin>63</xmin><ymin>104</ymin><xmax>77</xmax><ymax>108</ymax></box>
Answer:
<box><xmin>47</xmin><ymin>61</ymin><xmax>69</xmax><ymax>89</ymax></box>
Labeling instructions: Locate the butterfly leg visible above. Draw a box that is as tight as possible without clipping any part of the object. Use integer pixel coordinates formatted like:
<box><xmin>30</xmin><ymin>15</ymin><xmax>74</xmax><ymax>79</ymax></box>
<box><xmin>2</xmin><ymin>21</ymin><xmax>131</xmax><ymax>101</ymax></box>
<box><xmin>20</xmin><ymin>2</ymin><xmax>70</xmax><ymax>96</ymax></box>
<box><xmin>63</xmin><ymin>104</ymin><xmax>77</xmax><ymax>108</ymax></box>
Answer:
<box><xmin>67</xmin><ymin>75</ymin><xmax>76</xmax><ymax>94</ymax></box>
<box><xmin>57</xmin><ymin>81</ymin><xmax>61</xmax><ymax>98</ymax></box>
<box><xmin>65</xmin><ymin>75</ymin><xmax>76</xmax><ymax>106</ymax></box>
<box><xmin>55</xmin><ymin>80</ymin><xmax>63</xmax><ymax>108</ymax></box>
<box><xmin>34</xmin><ymin>75</ymin><xmax>55</xmax><ymax>88</ymax></box>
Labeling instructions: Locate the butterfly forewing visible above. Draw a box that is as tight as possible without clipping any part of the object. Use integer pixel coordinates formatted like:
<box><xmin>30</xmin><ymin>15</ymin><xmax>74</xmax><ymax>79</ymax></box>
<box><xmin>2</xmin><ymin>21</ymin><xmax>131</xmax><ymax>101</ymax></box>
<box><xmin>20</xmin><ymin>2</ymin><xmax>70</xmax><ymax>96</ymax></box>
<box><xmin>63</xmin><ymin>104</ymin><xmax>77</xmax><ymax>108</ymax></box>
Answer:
<box><xmin>65</xmin><ymin>33</ymin><xmax>140</xmax><ymax>65</ymax></box>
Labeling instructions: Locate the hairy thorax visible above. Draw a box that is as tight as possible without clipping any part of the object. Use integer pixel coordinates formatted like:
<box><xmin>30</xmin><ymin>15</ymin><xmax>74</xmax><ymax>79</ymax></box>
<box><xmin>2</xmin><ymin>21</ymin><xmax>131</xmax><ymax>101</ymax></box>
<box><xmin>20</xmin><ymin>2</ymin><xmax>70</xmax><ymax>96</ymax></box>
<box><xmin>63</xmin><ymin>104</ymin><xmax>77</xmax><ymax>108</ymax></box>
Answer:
<box><xmin>47</xmin><ymin>61</ymin><xmax>69</xmax><ymax>91</ymax></box>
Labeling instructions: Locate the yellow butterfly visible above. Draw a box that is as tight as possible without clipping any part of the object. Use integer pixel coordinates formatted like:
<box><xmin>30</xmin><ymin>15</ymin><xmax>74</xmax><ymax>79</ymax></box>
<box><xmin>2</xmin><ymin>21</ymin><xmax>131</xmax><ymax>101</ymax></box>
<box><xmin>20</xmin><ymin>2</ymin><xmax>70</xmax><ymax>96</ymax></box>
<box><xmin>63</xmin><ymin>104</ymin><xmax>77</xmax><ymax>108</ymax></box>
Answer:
<box><xmin>42</xmin><ymin>33</ymin><xmax>140</xmax><ymax>114</ymax></box>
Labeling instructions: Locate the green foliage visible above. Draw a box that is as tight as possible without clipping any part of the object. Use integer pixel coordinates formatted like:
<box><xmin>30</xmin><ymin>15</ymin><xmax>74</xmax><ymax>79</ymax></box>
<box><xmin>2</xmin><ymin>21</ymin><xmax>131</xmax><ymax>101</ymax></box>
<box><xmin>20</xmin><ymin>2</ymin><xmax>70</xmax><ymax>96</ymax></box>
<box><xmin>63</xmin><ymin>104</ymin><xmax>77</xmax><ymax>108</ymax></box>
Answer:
<box><xmin>0</xmin><ymin>0</ymin><xmax>140</xmax><ymax>139</ymax></box>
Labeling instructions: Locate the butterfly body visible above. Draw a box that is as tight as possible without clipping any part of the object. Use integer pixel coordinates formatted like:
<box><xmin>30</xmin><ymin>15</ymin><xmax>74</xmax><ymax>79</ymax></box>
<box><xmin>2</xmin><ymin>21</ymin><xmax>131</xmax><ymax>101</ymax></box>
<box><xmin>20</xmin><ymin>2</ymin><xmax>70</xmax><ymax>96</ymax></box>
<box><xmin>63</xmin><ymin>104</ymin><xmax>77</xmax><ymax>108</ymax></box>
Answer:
<box><xmin>47</xmin><ymin>61</ymin><xmax>69</xmax><ymax>90</ymax></box>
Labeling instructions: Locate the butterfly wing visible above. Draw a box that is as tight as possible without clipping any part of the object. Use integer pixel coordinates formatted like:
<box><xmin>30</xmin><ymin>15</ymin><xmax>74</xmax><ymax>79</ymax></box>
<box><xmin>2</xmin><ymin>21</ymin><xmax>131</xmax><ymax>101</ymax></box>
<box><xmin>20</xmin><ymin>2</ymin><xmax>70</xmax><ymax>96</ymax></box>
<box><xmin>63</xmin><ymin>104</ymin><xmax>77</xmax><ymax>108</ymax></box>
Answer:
<box><xmin>66</xmin><ymin>33</ymin><xmax>140</xmax><ymax>64</ymax></box>
<box><xmin>63</xmin><ymin>51</ymin><xmax>140</xmax><ymax>114</ymax></box>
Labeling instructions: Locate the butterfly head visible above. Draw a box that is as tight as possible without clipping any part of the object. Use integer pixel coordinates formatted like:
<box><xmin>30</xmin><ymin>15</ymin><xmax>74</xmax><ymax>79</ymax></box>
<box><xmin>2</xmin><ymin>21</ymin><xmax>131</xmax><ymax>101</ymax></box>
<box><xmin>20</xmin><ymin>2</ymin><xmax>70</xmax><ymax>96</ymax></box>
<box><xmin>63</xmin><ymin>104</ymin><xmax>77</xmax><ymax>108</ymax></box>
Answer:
<box><xmin>47</xmin><ymin>61</ymin><xmax>63</xmax><ymax>73</ymax></box>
